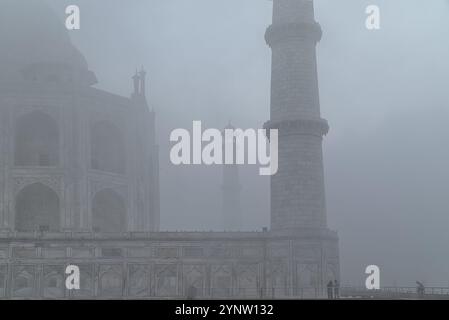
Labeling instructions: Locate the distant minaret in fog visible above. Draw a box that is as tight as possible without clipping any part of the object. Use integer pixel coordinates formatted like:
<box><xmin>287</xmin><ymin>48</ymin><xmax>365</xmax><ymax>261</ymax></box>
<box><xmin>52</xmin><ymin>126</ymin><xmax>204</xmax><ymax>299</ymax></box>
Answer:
<box><xmin>221</xmin><ymin>122</ymin><xmax>242</xmax><ymax>230</ymax></box>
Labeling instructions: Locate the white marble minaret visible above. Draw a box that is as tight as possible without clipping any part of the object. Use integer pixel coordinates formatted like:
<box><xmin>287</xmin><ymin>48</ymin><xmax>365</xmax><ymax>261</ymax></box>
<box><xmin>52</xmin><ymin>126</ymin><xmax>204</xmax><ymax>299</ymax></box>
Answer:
<box><xmin>265</xmin><ymin>0</ymin><xmax>330</xmax><ymax>231</ymax></box>
<box><xmin>264</xmin><ymin>0</ymin><xmax>340</xmax><ymax>295</ymax></box>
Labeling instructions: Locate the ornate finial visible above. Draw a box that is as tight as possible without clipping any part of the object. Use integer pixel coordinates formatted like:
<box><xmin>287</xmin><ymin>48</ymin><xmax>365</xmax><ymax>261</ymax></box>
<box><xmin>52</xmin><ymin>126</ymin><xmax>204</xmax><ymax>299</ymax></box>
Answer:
<box><xmin>225</xmin><ymin>120</ymin><xmax>235</xmax><ymax>130</ymax></box>
<box><xmin>132</xmin><ymin>69</ymin><xmax>140</xmax><ymax>95</ymax></box>
<box><xmin>139</xmin><ymin>66</ymin><xmax>147</xmax><ymax>97</ymax></box>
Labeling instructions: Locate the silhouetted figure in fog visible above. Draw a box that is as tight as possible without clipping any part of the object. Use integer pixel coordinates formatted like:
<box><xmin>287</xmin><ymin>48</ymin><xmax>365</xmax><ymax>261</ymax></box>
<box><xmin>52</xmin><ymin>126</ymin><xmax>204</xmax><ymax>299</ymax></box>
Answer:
<box><xmin>334</xmin><ymin>280</ymin><xmax>340</xmax><ymax>299</ymax></box>
<box><xmin>327</xmin><ymin>281</ymin><xmax>334</xmax><ymax>299</ymax></box>
<box><xmin>416</xmin><ymin>281</ymin><xmax>425</xmax><ymax>298</ymax></box>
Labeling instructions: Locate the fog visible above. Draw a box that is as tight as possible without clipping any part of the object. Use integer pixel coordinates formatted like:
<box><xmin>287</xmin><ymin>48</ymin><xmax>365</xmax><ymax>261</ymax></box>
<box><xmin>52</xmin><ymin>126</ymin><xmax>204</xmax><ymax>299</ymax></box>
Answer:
<box><xmin>41</xmin><ymin>0</ymin><xmax>449</xmax><ymax>287</ymax></box>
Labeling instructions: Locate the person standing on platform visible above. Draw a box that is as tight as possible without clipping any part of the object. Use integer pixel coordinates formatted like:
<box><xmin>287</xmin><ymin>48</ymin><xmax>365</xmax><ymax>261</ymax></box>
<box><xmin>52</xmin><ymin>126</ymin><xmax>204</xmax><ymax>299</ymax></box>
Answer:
<box><xmin>334</xmin><ymin>280</ymin><xmax>340</xmax><ymax>299</ymax></box>
<box><xmin>327</xmin><ymin>280</ymin><xmax>334</xmax><ymax>299</ymax></box>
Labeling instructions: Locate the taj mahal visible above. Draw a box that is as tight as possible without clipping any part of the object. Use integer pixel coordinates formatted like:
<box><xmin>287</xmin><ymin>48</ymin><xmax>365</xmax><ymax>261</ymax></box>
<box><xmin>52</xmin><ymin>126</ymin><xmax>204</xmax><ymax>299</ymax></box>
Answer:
<box><xmin>0</xmin><ymin>0</ymin><xmax>339</xmax><ymax>299</ymax></box>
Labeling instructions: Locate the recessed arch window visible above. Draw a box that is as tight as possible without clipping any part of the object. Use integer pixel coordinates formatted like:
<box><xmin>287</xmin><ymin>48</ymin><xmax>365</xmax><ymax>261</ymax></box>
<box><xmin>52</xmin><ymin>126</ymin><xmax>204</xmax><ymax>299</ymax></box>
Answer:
<box><xmin>90</xmin><ymin>121</ymin><xmax>126</xmax><ymax>174</ymax></box>
<box><xmin>92</xmin><ymin>189</ymin><xmax>126</xmax><ymax>233</ymax></box>
<box><xmin>99</xmin><ymin>270</ymin><xmax>123</xmax><ymax>297</ymax></box>
<box><xmin>14</xmin><ymin>111</ymin><xmax>59</xmax><ymax>167</ymax></box>
<box><xmin>15</xmin><ymin>183</ymin><xmax>60</xmax><ymax>232</ymax></box>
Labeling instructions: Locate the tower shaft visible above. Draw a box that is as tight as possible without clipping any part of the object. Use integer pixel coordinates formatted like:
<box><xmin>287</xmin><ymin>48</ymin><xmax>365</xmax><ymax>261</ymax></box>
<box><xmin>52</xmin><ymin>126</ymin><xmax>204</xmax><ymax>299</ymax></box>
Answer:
<box><xmin>265</xmin><ymin>0</ymin><xmax>329</xmax><ymax>231</ymax></box>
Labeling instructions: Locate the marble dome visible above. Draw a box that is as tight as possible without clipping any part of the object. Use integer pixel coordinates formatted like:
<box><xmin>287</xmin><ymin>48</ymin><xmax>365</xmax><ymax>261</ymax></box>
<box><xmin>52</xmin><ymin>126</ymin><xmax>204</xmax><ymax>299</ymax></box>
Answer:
<box><xmin>0</xmin><ymin>0</ymin><xmax>97</xmax><ymax>85</ymax></box>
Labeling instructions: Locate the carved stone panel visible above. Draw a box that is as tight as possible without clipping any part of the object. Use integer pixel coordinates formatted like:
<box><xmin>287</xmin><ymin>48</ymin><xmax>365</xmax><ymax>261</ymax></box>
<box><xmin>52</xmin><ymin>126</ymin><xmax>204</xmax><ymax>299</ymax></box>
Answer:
<box><xmin>183</xmin><ymin>265</ymin><xmax>205</xmax><ymax>298</ymax></box>
<box><xmin>267</xmin><ymin>261</ymin><xmax>289</xmax><ymax>298</ymax></box>
<box><xmin>128</xmin><ymin>264</ymin><xmax>150</xmax><ymax>297</ymax></box>
<box><xmin>42</xmin><ymin>265</ymin><xmax>65</xmax><ymax>298</ymax></box>
<box><xmin>155</xmin><ymin>264</ymin><xmax>178</xmax><ymax>297</ymax></box>
<box><xmin>12</xmin><ymin>265</ymin><xmax>36</xmax><ymax>298</ymax></box>
<box><xmin>236</xmin><ymin>263</ymin><xmax>259</xmax><ymax>298</ymax></box>
<box><xmin>211</xmin><ymin>265</ymin><xmax>232</xmax><ymax>298</ymax></box>
<box><xmin>296</xmin><ymin>263</ymin><xmax>319</xmax><ymax>298</ymax></box>
<box><xmin>98</xmin><ymin>264</ymin><xmax>123</xmax><ymax>297</ymax></box>
<box><xmin>13</xmin><ymin>176</ymin><xmax>61</xmax><ymax>196</ymax></box>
